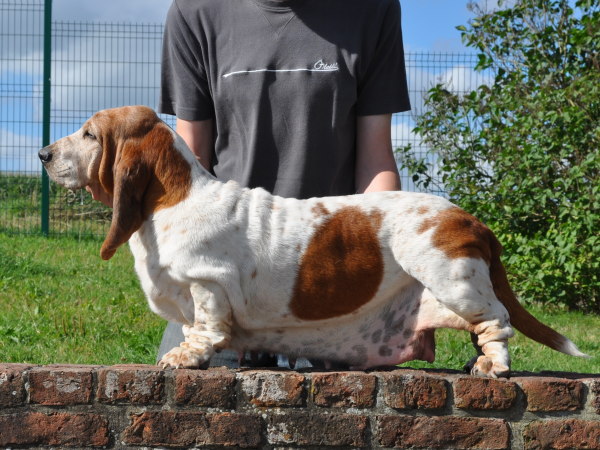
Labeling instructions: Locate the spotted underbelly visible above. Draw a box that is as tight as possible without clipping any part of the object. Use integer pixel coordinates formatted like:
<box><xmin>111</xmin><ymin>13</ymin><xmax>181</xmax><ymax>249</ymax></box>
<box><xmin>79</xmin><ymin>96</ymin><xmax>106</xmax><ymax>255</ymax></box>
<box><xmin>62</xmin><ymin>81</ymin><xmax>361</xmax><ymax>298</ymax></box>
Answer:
<box><xmin>229</xmin><ymin>282</ymin><xmax>436</xmax><ymax>368</ymax></box>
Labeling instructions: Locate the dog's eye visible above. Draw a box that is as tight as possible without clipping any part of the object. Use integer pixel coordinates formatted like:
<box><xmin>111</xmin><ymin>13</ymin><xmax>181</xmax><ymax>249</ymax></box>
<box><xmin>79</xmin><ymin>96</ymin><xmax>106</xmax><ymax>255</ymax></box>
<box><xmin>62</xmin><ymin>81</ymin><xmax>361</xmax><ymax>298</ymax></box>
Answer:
<box><xmin>84</xmin><ymin>131</ymin><xmax>96</xmax><ymax>139</ymax></box>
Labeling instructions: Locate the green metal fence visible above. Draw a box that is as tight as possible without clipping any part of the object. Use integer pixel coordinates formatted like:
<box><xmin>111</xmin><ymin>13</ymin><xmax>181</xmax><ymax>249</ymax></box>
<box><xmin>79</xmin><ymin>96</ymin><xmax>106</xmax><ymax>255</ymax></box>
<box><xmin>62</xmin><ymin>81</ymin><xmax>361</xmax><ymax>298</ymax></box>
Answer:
<box><xmin>0</xmin><ymin>0</ymin><xmax>489</xmax><ymax>238</ymax></box>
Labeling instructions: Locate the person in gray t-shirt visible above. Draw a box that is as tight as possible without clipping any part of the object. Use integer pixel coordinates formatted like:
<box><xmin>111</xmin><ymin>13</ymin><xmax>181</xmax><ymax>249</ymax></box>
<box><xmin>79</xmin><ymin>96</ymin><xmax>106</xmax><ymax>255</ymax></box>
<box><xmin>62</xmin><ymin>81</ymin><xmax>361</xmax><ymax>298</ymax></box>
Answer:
<box><xmin>157</xmin><ymin>0</ymin><xmax>411</xmax><ymax>368</ymax></box>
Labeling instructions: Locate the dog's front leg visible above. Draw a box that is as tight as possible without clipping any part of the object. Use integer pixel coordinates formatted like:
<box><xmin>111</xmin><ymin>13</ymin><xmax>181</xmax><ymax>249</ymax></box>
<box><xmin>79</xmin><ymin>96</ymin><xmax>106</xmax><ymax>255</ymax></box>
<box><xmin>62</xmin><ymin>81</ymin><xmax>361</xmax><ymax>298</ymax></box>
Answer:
<box><xmin>159</xmin><ymin>281</ymin><xmax>232</xmax><ymax>369</ymax></box>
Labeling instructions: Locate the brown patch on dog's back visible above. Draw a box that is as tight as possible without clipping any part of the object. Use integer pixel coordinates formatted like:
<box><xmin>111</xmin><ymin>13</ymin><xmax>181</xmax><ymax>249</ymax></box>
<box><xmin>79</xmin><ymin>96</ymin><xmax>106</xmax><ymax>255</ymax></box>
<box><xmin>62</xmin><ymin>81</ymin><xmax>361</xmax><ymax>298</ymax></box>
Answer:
<box><xmin>422</xmin><ymin>207</ymin><xmax>494</xmax><ymax>264</ymax></box>
<box><xmin>290</xmin><ymin>206</ymin><xmax>384</xmax><ymax>320</ymax></box>
<box><xmin>311</xmin><ymin>202</ymin><xmax>330</xmax><ymax>218</ymax></box>
<box><xmin>417</xmin><ymin>217</ymin><xmax>436</xmax><ymax>234</ymax></box>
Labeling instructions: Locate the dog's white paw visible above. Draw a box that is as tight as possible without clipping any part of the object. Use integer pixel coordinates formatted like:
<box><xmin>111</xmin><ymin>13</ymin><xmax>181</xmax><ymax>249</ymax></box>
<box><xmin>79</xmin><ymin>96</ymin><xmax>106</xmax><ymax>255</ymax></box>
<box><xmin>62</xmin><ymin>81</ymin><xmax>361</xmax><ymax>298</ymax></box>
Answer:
<box><xmin>159</xmin><ymin>345</ymin><xmax>210</xmax><ymax>369</ymax></box>
<box><xmin>469</xmin><ymin>355</ymin><xmax>510</xmax><ymax>378</ymax></box>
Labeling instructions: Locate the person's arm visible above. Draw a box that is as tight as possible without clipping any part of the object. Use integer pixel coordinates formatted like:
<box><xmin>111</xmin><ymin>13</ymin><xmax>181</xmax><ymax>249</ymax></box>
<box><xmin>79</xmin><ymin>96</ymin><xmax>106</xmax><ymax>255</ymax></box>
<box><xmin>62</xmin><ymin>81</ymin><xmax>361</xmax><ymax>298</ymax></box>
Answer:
<box><xmin>176</xmin><ymin>118</ymin><xmax>215</xmax><ymax>170</ymax></box>
<box><xmin>355</xmin><ymin>113</ymin><xmax>401</xmax><ymax>193</ymax></box>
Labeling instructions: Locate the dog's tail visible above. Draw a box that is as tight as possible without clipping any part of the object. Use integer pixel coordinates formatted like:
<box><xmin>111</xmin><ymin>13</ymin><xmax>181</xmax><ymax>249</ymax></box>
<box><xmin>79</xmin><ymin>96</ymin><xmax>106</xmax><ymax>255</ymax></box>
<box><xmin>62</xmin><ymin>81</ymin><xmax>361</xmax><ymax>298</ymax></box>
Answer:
<box><xmin>488</xmin><ymin>235</ymin><xmax>589</xmax><ymax>358</ymax></box>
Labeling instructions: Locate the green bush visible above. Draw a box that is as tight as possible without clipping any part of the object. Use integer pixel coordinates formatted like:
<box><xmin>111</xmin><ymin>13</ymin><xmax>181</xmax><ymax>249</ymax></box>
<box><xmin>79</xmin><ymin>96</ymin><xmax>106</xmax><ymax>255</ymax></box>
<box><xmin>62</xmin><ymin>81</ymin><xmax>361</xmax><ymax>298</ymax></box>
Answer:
<box><xmin>398</xmin><ymin>0</ymin><xmax>599</xmax><ymax>311</ymax></box>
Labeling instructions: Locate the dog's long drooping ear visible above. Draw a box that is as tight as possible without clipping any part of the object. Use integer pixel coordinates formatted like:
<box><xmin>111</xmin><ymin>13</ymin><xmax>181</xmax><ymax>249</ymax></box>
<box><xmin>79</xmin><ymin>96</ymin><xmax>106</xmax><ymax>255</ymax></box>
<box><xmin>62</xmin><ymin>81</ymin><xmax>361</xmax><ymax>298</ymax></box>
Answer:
<box><xmin>96</xmin><ymin>106</ymin><xmax>192</xmax><ymax>260</ymax></box>
<box><xmin>100</xmin><ymin>138</ymin><xmax>150</xmax><ymax>260</ymax></box>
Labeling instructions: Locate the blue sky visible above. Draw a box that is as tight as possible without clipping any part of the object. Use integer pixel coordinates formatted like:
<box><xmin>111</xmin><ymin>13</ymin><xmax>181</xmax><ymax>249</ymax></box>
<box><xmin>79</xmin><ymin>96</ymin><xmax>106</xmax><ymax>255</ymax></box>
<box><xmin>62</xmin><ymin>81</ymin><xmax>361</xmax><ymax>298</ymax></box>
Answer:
<box><xmin>401</xmin><ymin>1</ymin><xmax>474</xmax><ymax>52</ymax></box>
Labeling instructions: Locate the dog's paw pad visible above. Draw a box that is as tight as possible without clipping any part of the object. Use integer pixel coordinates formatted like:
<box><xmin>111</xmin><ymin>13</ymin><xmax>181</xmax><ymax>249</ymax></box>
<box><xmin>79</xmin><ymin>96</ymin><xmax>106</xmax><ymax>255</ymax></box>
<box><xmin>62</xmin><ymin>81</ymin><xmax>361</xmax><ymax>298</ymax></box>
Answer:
<box><xmin>159</xmin><ymin>346</ymin><xmax>208</xmax><ymax>369</ymax></box>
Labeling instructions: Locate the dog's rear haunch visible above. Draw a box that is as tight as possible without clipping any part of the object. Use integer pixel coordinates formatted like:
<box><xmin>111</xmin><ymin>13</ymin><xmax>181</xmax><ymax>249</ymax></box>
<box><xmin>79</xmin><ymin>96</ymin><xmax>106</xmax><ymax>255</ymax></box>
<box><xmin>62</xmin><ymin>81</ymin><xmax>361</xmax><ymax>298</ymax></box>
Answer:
<box><xmin>39</xmin><ymin>105</ymin><xmax>588</xmax><ymax>377</ymax></box>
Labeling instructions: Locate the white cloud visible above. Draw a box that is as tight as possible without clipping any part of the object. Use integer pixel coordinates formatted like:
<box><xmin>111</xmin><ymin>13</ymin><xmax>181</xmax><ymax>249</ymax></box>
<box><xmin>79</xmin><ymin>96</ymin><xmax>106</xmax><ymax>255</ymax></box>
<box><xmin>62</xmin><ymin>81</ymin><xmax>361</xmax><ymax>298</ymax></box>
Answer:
<box><xmin>49</xmin><ymin>32</ymin><xmax>162</xmax><ymax>115</ymax></box>
<box><xmin>393</xmin><ymin>62</ymin><xmax>494</xmax><ymax>193</ymax></box>
<box><xmin>392</xmin><ymin>119</ymin><xmax>417</xmax><ymax>147</ymax></box>
<box><xmin>0</xmin><ymin>9</ymin><xmax>43</xmax><ymax>74</ymax></box>
<box><xmin>391</xmin><ymin>116</ymin><xmax>445</xmax><ymax>194</ymax></box>
<box><xmin>437</xmin><ymin>65</ymin><xmax>493</xmax><ymax>93</ymax></box>
<box><xmin>404</xmin><ymin>63</ymin><xmax>493</xmax><ymax>117</ymax></box>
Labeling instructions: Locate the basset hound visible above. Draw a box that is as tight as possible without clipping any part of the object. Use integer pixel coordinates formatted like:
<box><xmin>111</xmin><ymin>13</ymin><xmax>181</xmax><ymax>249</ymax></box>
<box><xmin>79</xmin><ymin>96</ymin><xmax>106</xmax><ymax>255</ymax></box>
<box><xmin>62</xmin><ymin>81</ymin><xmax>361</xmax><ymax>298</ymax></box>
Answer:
<box><xmin>39</xmin><ymin>106</ymin><xmax>587</xmax><ymax>377</ymax></box>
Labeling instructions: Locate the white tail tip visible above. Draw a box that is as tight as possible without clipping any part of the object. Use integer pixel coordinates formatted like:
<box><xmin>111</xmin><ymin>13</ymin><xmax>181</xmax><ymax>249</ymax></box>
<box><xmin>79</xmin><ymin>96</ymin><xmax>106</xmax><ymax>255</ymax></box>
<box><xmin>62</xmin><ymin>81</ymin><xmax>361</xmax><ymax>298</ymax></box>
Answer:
<box><xmin>560</xmin><ymin>338</ymin><xmax>590</xmax><ymax>359</ymax></box>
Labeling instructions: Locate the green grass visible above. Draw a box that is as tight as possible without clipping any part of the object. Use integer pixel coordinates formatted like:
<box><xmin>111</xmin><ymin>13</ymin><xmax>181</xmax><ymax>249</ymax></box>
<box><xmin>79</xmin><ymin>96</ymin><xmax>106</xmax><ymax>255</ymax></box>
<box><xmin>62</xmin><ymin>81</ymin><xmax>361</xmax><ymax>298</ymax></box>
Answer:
<box><xmin>0</xmin><ymin>232</ymin><xmax>598</xmax><ymax>373</ymax></box>
<box><xmin>0</xmin><ymin>233</ymin><xmax>163</xmax><ymax>365</ymax></box>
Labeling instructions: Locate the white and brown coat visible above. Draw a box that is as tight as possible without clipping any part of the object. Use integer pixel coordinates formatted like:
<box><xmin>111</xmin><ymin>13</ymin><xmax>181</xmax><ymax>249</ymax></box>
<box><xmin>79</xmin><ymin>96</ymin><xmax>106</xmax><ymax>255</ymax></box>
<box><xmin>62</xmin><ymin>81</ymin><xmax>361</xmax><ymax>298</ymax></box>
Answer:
<box><xmin>39</xmin><ymin>106</ymin><xmax>587</xmax><ymax>377</ymax></box>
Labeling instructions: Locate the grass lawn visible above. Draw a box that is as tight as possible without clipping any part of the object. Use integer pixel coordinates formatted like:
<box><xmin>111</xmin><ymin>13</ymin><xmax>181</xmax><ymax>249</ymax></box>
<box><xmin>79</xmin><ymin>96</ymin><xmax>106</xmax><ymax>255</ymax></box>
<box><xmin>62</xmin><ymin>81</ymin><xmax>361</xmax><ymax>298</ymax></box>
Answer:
<box><xmin>0</xmin><ymin>233</ymin><xmax>163</xmax><ymax>365</ymax></box>
<box><xmin>0</xmin><ymin>232</ymin><xmax>598</xmax><ymax>373</ymax></box>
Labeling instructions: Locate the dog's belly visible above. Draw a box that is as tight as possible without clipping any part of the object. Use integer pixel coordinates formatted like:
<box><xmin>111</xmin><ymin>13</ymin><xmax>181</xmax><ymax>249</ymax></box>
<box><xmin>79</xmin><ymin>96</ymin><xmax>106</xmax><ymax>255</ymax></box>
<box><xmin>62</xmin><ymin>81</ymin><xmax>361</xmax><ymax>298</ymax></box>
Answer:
<box><xmin>229</xmin><ymin>282</ymin><xmax>436</xmax><ymax>368</ymax></box>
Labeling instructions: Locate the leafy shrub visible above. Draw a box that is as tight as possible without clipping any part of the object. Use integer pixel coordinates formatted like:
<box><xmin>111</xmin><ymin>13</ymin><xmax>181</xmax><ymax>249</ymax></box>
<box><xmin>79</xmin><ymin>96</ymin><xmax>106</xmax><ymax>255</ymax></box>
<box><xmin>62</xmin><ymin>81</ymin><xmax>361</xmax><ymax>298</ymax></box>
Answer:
<box><xmin>398</xmin><ymin>0</ymin><xmax>599</xmax><ymax>311</ymax></box>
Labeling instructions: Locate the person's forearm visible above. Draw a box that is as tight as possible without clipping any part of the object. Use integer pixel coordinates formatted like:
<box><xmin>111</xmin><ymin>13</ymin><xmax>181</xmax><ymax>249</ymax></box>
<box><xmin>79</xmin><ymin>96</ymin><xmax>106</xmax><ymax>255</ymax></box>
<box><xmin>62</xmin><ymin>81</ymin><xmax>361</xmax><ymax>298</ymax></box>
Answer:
<box><xmin>355</xmin><ymin>114</ymin><xmax>401</xmax><ymax>194</ymax></box>
<box><xmin>176</xmin><ymin>118</ymin><xmax>214</xmax><ymax>170</ymax></box>
<box><xmin>357</xmin><ymin>168</ymin><xmax>400</xmax><ymax>193</ymax></box>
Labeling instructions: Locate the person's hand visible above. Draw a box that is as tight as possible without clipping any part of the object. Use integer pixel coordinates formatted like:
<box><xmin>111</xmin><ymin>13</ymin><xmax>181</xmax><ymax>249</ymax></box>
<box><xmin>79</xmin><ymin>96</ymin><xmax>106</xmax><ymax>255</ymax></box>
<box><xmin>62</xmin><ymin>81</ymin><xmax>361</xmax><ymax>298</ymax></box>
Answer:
<box><xmin>85</xmin><ymin>183</ymin><xmax>113</xmax><ymax>208</ymax></box>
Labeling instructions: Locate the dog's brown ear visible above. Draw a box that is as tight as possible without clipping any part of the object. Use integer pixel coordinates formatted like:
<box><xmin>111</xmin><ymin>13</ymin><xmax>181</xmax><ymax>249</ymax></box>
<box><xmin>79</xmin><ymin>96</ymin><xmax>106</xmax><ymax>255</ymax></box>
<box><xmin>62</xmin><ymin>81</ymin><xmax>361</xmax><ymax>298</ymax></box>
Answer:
<box><xmin>92</xmin><ymin>106</ymin><xmax>191</xmax><ymax>260</ymax></box>
<box><xmin>97</xmin><ymin>132</ymin><xmax>116</xmax><ymax>197</ymax></box>
<box><xmin>100</xmin><ymin>140</ymin><xmax>150</xmax><ymax>260</ymax></box>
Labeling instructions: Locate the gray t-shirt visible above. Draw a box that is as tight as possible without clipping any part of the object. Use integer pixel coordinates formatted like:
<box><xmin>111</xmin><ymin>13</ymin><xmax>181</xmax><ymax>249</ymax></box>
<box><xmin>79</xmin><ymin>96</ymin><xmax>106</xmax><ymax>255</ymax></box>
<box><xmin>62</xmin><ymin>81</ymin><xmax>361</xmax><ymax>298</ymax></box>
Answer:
<box><xmin>159</xmin><ymin>0</ymin><xmax>410</xmax><ymax>198</ymax></box>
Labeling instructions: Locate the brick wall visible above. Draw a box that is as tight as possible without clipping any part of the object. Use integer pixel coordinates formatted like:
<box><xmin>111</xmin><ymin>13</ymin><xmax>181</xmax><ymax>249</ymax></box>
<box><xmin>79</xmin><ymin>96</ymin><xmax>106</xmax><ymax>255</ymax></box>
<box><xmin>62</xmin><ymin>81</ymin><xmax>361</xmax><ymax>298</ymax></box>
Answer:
<box><xmin>1</xmin><ymin>364</ymin><xmax>599</xmax><ymax>448</ymax></box>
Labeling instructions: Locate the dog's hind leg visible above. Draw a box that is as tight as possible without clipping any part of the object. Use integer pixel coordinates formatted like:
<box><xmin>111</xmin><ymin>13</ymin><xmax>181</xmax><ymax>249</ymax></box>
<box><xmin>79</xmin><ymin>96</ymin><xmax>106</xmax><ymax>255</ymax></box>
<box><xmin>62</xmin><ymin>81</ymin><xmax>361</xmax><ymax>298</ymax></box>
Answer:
<box><xmin>159</xmin><ymin>281</ymin><xmax>232</xmax><ymax>369</ymax></box>
<box><xmin>417</xmin><ymin>281</ymin><xmax>513</xmax><ymax>378</ymax></box>
<box><xmin>414</xmin><ymin>257</ymin><xmax>514</xmax><ymax>378</ymax></box>
<box><xmin>462</xmin><ymin>332</ymin><xmax>485</xmax><ymax>373</ymax></box>
<box><xmin>394</xmin><ymin>206</ymin><xmax>519</xmax><ymax>376</ymax></box>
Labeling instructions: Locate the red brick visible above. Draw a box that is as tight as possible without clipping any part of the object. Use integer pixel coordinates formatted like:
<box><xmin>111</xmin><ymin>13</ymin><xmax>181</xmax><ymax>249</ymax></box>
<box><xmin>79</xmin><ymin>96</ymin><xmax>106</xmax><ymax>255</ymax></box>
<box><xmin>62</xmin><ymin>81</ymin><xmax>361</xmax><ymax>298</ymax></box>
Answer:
<box><xmin>97</xmin><ymin>365</ymin><xmax>164</xmax><ymax>404</ymax></box>
<box><xmin>175</xmin><ymin>368</ymin><xmax>236</xmax><ymax>408</ymax></box>
<box><xmin>29</xmin><ymin>365</ymin><xmax>94</xmax><ymax>405</ymax></box>
<box><xmin>376</xmin><ymin>416</ymin><xmax>510</xmax><ymax>449</ymax></box>
<box><xmin>311</xmin><ymin>372</ymin><xmax>376</xmax><ymax>408</ymax></box>
<box><xmin>517</xmin><ymin>377</ymin><xmax>583</xmax><ymax>411</ymax></box>
<box><xmin>240</xmin><ymin>370</ymin><xmax>305</xmax><ymax>407</ymax></box>
<box><xmin>454</xmin><ymin>377</ymin><xmax>517</xmax><ymax>410</ymax></box>
<box><xmin>0</xmin><ymin>412</ymin><xmax>109</xmax><ymax>447</ymax></box>
<box><xmin>592</xmin><ymin>381</ymin><xmax>600</xmax><ymax>414</ymax></box>
<box><xmin>208</xmin><ymin>411</ymin><xmax>263</xmax><ymax>447</ymax></box>
<box><xmin>122</xmin><ymin>411</ymin><xmax>262</xmax><ymax>448</ymax></box>
<box><xmin>523</xmin><ymin>419</ymin><xmax>600</xmax><ymax>449</ymax></box>
<box><xmin>381</xmin><ymin>372</ymin><xmax>448</xmax><ymax>410</ymax></box>
<box><xmin>267</xmin><ymin>412</ymin><xmax>368</xmax><ymax>447</ymax></box>
<box><xmin>0</xmin><ymin>363</ymin><xmax>30</xmax><ymax>406</ymax></box>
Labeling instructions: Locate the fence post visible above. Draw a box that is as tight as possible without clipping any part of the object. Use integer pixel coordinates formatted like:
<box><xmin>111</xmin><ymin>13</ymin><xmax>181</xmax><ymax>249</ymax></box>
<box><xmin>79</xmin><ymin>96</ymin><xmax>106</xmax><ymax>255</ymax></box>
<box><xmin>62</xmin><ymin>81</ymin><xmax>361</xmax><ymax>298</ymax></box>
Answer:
<box><xmin>41</xmin><ymin>0</ymin><xmax>52</xmax><ymax>236</ymax></box>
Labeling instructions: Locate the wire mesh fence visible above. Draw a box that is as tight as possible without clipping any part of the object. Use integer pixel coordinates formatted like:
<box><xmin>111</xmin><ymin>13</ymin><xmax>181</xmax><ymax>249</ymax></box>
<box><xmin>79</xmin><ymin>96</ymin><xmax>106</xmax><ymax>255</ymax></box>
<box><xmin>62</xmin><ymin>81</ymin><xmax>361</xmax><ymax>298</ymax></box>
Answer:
<box><xmin>0</xmin><ymin>0</ymin><xmax>488</xmax><ymax>238</ymax></box>
<box><xmin>46</xmin><ymin>20</ymin><xmax>169</xmax><ymax>238</ymax></box>
<box><xmin>0</xmin><ymin>0</ymin><xmax>45</xmax><ymax>234</ymax></box>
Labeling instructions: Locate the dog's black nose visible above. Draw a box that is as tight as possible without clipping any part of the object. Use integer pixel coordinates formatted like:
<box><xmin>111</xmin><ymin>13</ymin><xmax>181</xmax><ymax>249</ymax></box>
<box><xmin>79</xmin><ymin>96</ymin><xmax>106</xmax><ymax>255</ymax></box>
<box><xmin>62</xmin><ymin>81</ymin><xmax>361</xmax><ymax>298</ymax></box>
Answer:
<box><xmin>38</xmin><ymin>146</ymin><xmax>53</xmax><ymax>163</ymax></box>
